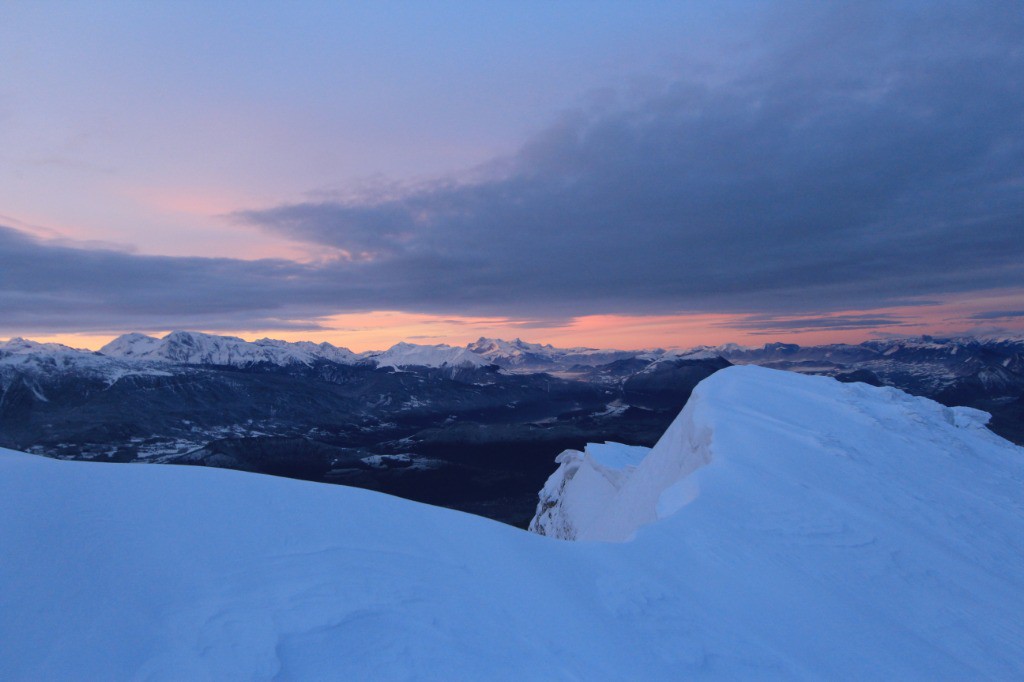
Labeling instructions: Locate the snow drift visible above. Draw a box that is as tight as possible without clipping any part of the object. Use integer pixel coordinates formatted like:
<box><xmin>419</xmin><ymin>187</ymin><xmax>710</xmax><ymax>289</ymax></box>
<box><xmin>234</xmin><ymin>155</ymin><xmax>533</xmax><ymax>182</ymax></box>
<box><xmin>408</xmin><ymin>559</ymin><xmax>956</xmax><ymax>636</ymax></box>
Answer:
<box><xmin>532</xmin><ymin>365</ymin><xmax>1021</xmax><ymax>542</ymax></box>
<box><xmin>2</xmin><ymin>366</ymin><xmax>1023</xmax><ymax>679</ymax></box>
<box><xmin>529</xmin><ymin>441</ymin><xmax>650</xmax><ymax>539</ymax></box>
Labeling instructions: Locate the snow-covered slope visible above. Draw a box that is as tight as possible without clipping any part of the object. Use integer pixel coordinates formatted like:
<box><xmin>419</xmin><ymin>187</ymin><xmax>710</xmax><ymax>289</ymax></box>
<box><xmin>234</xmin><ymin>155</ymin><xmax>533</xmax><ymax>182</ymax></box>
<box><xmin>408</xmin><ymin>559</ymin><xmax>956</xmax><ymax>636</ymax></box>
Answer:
<box><xmin>97</xmin><ymin>332</ymin><xmax>163</xmax><ymax>358</ymax></box>
<box><xmin>3</xmin><ymin>366</ymin><xmax>1024</xmax><ymax>679</ymax></box>
<box><xmin>370</xmin><ymin>341</ymin><xmax>491</xmax><ymax>369</ymax></box>
<box><xmin>100</xmin><ymin>331</ymin><xmax>358</xmax><ymax>367</ymax></box>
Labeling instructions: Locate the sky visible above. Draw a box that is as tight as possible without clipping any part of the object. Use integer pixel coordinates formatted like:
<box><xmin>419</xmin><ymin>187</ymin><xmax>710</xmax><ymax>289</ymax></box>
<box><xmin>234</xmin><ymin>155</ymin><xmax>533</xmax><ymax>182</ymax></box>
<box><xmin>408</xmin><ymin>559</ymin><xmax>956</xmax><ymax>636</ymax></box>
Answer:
<box><xmin>0</xmin><ymin>0</ymin><xmax>1021</xmax><ymax>352</ymax></box>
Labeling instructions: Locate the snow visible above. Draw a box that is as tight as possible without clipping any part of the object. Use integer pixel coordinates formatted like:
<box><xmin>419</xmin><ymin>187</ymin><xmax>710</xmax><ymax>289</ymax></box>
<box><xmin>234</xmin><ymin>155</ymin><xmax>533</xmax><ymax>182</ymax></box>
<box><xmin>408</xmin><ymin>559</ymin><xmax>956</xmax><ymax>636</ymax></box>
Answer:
<box><xmin>370</xmin><ymin>341</ymin><xmax>491</xmax><ymax>369</ymax></box>
<box><xmin>530</xmin><ymin>442</ymin><xmax>650</xmax><ymax>539</ymax></box>
<box><xmin>0</xmin><ymin>337</ymin><xmax>170</xmax><ymax>385</ymax></box>
<box><xmin>97</xmin><ymin>332</ymin><xmax>163</xmax><ymax>358</ymax></box>
<box><xmin>2</xmin><ymin>332</ymin><xmax>362</xmax><ymax>379</ymax></box>
<box><xmin>590</xmin><ymin>399</ymin><xmax>630</xmax><ymax>418</ymax></box>
<box><xmin>467</xmin><ymin>336</ymin><xmax>640</xmax><ymax>369</ymax></box>
<box><xmin>100</xmin><ymin>331</ymin><xmax>358</xmax><ymax>367</ymax></box>
<box><xmin>466</xmin><ymin>336</ymin><xmax>553</xmax><ymax>363</ymax></box>
<box><xmin>537</xmin><ymin>366</ymin><xmax>1023</xmax><ymax>546</ymax></box>
<box><xmin>642</xmin><ymin>343</ymin><xmax>751</xmax><ymax>364</ymax></box>
<box><xmin>361</xmin><ymin>453</ymin><xmax>413</xmax><ymax>467</ymax></box>
<box><xmin>3</xmin><ymin>365</ymin><xmax>1024</xmax><ymax>679</ymax></box>
<box><xmin>360</xmin><ymin>454</ymin><xmax>443</xmax><ymax>471</ymax></box>
<box><xmin>254</xmin><ymin>338</ymin><xmax>359</xmax><ymax>365</ymax></box>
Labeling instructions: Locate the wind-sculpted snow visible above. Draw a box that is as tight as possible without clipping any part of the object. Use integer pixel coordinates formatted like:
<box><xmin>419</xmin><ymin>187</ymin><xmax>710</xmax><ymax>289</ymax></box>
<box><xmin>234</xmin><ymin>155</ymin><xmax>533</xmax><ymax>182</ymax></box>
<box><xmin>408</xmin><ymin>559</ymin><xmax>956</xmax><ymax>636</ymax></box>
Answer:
<box><xmin>2</xmin><ymin>366</ymin><xmax>1024</xmax><ymax>679</ymax></box>
<box><xmin>534</xmin><ymin>366</ymin><xmax>1021</xmax><ymax>544</ymax></box>
<box><xmin>530</xmin><ymin>442</ymin><xmax>650</xmax><ymax>539</ymax></box>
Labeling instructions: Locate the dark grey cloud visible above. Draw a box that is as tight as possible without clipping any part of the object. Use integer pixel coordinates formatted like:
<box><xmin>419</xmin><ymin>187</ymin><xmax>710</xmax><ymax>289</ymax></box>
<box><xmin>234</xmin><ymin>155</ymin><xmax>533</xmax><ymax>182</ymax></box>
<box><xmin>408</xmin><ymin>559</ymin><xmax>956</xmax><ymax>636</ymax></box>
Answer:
<box><xmin>0</xmin><ymin>225</ymin><xmax>337</xmax><ymax>333</ymax></box>
<box><xmin>970</xmin><ymin>310</ymin><xmax>1024</xmax><ymax>320</ymax></box>
<box><xmin>722</xmin><ymin>314</ymin><xmax>911</xmax><ymax>334</ymax></box>
<box><xmin>233</xmin><ymin>2</ymin><xmax>1023</xmax><ymax>319</ymax></box>
<box><xmin>4</xmin><ymin>2</ymin><xmax>1024</xmax><ymax>334</ymax></box>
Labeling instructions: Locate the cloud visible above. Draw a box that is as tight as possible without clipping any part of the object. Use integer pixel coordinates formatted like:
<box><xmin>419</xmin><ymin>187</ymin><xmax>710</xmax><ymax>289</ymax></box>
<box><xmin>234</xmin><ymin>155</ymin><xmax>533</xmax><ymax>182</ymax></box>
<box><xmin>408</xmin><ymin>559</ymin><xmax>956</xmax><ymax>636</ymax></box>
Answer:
<box><xmin>0</xmin><ymin>225</ymin><xmax>337</xmax><ymax>333</ymax></box>
<box><xmin>970</xmin><ymin>310</ymin><xmax>1024</xmax><ymax>320</ymax></box>
<box><xmin>722</xmin><ymin>314</ymin><xmax>911</xmax><ymax>334</ymax></box>
<box><xmin>3</xmin><ymin>2</ymin><xmax>1023</xmax><ymax>334</ymax></box>
<box><xmin>232</xmin><ymin>2</ymin><xmax>1023</xmax><ymax>319</ymax></box>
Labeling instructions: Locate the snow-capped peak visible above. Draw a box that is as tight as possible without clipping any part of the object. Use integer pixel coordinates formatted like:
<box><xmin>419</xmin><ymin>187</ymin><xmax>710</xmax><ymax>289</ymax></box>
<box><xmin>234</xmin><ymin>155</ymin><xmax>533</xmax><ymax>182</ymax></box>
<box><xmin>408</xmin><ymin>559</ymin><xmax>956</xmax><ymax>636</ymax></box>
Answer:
<box><xmin>370</xmin><ymin>341</ymin><xmax>491</xmax><ymax>369</ymax></box>
<box><xmin>98</xmin><ymin>332</ymin><xmax>162</xmax><ymax>358</ymax></box>
<box><xmin>468</xmin><ymin>336</ymin><xmax>558</xmax><ymax>354</ymax></box>
<box><xmin>252</xmin><ymin>338</ymin><xmax>359</xmax><ymax>365</ymax></box>
<box><xmin>0</xmin><ymin>337</ymin><xmax>86</xmax><ymax>356</ymax></box>
<box><xmin>657</xmin><ymin>348</ymin><xmax>726</xmax><ymax>362</ymax></box>
<box><xmin>466</xmin><ymin>336</ymin><xmax>640</xmax><ymax>369</ymax></box>
<box><xmin>1</xmin><ymin>336</ymin><xmax>169</xmax><ymax>384</ymax></box>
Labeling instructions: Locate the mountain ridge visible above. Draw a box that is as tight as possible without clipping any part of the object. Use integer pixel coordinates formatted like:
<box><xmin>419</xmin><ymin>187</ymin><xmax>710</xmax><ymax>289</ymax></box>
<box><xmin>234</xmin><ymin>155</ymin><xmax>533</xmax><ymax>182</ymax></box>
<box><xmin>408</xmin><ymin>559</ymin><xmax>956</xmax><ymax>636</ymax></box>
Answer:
<box><xmin>8</xmin><ymin>329</ymin><xmax>1024</xmax><ymax>376</ymax></box>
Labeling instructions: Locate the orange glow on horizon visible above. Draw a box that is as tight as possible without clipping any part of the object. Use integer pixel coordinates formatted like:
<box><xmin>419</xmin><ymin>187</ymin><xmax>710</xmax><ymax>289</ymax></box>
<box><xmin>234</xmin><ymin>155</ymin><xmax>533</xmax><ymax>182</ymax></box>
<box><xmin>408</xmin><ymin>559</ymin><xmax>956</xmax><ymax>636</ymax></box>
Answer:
<box><xmin>13</xmin><ymin>291</ymin><xmax>1024</xmax><ymax>353</ymax></box>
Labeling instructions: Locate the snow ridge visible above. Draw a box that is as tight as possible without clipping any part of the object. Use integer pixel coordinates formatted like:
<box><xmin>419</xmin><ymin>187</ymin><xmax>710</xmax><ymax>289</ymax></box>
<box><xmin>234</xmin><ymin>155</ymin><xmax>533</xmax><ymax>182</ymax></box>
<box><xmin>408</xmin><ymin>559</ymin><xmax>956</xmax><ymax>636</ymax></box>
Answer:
<box><xmin>530</xmin><ymin>442</ymin><xmax>650</xmax><ymax>539</ymax></box>
<box><xmin>533</xmin><ymin>365</ymin><xmax>1022</xmax><ymax>542</ymax></box>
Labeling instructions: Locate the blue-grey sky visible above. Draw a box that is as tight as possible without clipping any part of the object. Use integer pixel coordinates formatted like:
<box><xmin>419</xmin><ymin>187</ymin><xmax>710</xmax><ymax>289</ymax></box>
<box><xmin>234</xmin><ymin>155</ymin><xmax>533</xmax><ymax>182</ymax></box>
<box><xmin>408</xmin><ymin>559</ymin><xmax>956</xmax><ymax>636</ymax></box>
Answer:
<box><xmin>0</xmin><ymin>1</ymin><xmax>1021</xmax><ymax>349</ymax></box>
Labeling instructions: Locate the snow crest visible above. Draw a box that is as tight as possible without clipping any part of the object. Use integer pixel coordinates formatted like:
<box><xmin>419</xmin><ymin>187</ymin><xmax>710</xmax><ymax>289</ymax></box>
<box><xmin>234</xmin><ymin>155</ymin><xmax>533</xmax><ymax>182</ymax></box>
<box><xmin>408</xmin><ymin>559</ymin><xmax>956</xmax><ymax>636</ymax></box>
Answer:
<box><xmin>532</xmin><ymin>365</ymin><xmax>1022</xmax><ymax>542</ymax></box>
<box><xmin>529</xmin><ymin>442</ymin><xmax>650</xmax><ymax>539</ymax></box>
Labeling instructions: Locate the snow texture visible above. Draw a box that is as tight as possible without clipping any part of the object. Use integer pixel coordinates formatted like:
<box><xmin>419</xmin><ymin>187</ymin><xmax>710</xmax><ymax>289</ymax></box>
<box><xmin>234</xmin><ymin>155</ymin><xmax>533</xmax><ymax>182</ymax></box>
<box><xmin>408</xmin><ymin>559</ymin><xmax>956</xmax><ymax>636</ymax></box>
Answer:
<box><xmin>529</xmin><ymin>442</ymin><xmax>649</xmax><ymax>539</ymax></box>
<box><xmin>2</xmin><ymin>365</ymin><xmax>1023</xmax><ymax>679</ymax></box>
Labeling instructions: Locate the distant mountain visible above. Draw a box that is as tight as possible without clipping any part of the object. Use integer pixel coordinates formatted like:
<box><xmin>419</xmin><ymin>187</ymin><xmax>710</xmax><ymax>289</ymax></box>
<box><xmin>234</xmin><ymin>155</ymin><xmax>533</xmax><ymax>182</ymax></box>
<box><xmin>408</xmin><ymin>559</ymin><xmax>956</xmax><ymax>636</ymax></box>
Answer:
<box><xmin>0</xmin><ymin>337</ymin><xmax>171</xmax><ymax>385</ymax></box>
<box><xmin>466</xmin><ymin>337</ymin><xmax>640</xmax><ymax>371</ymax></box>
<box><xmin>7</xmin><ymin>330</ymin><xmax>1024</xmax><ymax>424</ymax></box>
<box><xmin>367</xmin><ymin>341</ymin><xmax>491</xmax><ymax>369</ymax></box>
<box><xmin>718</xmin><ymin>335</ymin><xmax>1024</xmax><ymax>403</ymax></box>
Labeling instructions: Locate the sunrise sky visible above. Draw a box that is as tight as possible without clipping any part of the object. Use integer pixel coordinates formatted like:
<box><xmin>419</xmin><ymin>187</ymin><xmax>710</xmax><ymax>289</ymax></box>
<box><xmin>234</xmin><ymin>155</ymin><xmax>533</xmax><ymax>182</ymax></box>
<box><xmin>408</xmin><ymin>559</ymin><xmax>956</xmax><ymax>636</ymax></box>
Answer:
<box><xmin>1</xmin><ymin>1</ymin><xmax>1021</xmax><ymax>352</ymax></box>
